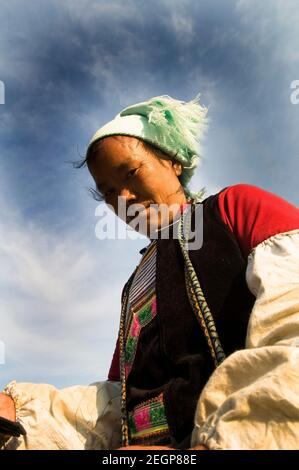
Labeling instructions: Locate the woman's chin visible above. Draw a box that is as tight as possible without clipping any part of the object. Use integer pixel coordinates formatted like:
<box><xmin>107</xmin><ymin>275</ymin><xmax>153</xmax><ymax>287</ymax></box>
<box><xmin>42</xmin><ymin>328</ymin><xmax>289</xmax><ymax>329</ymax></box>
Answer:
<box><xmin>126</xmin><ymin>206</ymin><xmax>180</xmax><ymax>238</ymax></box>
<box><xmin>126</xmin><ymin>215</ymin><xmax>158</xmax><ymax>238</ymax></box>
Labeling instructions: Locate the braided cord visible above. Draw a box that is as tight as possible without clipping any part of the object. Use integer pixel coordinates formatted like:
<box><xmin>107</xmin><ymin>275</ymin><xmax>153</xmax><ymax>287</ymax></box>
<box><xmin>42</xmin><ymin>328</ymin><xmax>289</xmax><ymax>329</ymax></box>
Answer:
<box><xmin>177</xmin><ymin>203</ymin><xmax>226</xmax><ymax>367</ymax></box>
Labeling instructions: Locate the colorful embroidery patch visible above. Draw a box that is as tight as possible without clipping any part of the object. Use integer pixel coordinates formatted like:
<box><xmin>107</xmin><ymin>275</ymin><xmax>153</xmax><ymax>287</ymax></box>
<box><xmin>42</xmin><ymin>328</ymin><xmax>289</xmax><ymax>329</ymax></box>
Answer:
<box><xmin>125</xmin><ymin>292</ymin><xmax>157</xmax><ymax>379</ymax></box>
<box><xmin>128</xmin><ymin>393</ymin><xmax>169</xmax><ymax>442</ymax></box>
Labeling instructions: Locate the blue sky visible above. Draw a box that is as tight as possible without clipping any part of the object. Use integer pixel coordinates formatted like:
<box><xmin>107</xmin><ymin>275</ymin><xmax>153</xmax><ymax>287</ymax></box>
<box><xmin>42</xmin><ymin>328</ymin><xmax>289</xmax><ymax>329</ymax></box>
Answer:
<box><xmin>0</xmin><ymin>0</ymin><xmax>298</xmax><ymax>389</ymax></box>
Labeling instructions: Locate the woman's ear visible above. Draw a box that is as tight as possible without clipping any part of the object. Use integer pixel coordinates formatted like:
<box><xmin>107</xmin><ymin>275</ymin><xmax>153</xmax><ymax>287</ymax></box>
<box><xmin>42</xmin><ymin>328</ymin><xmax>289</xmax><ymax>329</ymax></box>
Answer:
<box><xmin>172</xmin><ymin>161</ymin><xmax>183</xmax><ymax>177</ymax></box>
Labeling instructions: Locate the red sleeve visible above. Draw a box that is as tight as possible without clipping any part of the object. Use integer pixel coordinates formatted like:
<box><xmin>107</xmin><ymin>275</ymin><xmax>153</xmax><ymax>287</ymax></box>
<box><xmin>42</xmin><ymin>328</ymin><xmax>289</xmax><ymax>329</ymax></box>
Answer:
<box><xmin>108</xmin><ymin>337</ymin><xmax>120</xmax><ymax>381</ymax></box>
<box><xmin>218</xmin><ymin>184</ymin><xmax>299</xmax><ymax>257</ymax></box>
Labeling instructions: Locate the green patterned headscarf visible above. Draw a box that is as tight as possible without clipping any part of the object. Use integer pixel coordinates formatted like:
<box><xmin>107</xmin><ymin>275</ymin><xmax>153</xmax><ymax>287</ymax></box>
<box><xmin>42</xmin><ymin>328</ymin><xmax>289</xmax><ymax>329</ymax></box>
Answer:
<box><xmin>87</xmin><ymin>93</ymin><xmax>209</xmax><ymax>201</ymax></box>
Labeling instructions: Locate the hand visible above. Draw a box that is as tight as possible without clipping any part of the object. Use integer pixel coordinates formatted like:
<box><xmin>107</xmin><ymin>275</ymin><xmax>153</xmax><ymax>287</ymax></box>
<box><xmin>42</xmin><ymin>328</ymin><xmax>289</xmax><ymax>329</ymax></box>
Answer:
<box><xmin>0</xmin><ymin>393</ymin><xmax>16</xmax><ymax>422</ymax></box>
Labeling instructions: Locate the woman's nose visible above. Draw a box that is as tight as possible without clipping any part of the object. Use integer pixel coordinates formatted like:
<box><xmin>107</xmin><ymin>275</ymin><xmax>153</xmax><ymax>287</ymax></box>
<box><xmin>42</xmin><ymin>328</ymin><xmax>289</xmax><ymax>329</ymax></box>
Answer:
<box><xmin>119</xmin><ymin>187</ymin><xmax>136</xmax><ymax>201</ymax></box>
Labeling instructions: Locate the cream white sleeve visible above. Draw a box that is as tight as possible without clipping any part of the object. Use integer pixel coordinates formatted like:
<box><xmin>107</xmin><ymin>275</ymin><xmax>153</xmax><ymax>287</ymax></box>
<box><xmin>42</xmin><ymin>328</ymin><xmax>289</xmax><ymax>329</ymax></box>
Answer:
<box><xmin>190</xmin><ymin>229</ymin><xmax>299</xmax><ymax>450</ymax></box>
<box><xmin>1</xmin><ymin>380</ymin><xmax>122</xmax><ymax>450</ymax></box>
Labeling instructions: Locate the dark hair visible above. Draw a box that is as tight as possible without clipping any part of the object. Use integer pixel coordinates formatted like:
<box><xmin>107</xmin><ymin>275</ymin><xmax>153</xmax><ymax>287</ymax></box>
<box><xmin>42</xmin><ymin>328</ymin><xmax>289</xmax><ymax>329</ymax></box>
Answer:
<box><xmin>72</xmin><ymin>136</ymin><xmax>178</xmax><ymax>202</ymax></box>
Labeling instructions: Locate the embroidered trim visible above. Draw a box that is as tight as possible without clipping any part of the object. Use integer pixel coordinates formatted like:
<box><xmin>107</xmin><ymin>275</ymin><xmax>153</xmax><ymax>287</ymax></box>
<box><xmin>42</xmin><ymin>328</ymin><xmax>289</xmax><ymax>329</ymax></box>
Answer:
<box><xmin>119</xmin><ymin>270</ymin><xmax>137</xmax><ymax>446</ymax></box>
<box><xmin>124</xmin><ymin>240</ymin><xmax>157</xmax><ymax>338</ymax></box>
<box><xmin>128</xmin><ymin>393</ymin><xmax>169</xmax><ymax>442</ymax></box>
<box><xmin>124</xmin><ymin>239</ymin><xmax>157</xmax><ymax>380</ymax></box>
<box><xmin>125</xmin><ymin>291</ymin><xmax>157</xmax><ymax>379</ymax></box>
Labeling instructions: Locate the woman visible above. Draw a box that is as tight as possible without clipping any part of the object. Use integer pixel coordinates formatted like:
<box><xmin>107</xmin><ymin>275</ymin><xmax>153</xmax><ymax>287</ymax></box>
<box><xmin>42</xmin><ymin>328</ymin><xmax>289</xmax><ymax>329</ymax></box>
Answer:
<box><xmin>1</xmin><ymin>94</ymin><xmax>299</xmax><ymax>450</ymax></box>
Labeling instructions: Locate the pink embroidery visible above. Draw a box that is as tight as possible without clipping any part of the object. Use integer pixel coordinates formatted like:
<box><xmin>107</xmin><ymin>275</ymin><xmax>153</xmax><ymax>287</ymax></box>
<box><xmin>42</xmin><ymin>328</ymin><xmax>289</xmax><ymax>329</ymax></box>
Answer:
<box><xmin>151</xmin><ymin>298</ymin><xmax>157</xmax><ymax>315</ymax></box>
<box><xmin>128</xmin><ymin>393</ymin><xmax>169</xmax><ymax>442</ymax></box>
<box><xmin>131</xmin><ymin>316</ymin><xmax>140</xmax><ymax>337</ymax></box>
<box><xmin>134</xmin><ymin>407</ymin><xmax>151</xmax><ymax>432</ymax></box>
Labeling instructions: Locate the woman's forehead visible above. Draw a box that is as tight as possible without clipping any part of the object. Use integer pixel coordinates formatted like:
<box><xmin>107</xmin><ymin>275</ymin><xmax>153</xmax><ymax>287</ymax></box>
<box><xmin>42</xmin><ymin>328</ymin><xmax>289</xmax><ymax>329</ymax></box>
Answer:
<box><xmin>93</xmin><ymin>136</ymin><xmax>145</xmax><ymax>162</ymax></box>
<box><xmin>91</xmin><ymin>147</ymin><xmax>141</xmax><ymax>176</ymax></box>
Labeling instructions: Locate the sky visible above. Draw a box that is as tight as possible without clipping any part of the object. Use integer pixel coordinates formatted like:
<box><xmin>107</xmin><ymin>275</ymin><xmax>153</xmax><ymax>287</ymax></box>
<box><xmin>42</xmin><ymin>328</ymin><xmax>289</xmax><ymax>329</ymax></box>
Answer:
<box><xmin>0</xmin><ymin>0</ymin><xmax>298</xmax><ymax>389</ymax></box>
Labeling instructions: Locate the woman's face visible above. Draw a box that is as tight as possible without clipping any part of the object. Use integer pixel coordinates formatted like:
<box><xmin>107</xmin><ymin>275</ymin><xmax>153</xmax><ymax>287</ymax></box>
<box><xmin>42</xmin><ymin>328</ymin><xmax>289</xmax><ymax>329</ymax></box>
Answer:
<box><xmin>87</xmin><ymin>135</ymin><xmax>187</xmax><ymax>236</ymax></box>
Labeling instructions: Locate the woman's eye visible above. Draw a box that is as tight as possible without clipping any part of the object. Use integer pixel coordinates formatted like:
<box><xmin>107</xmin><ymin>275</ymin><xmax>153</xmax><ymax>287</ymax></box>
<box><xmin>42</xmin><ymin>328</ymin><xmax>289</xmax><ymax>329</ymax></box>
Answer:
<box><xmin>127</xmin><ymin>168</ymin><xmax>138</xmax><ymax>179</ymax></box>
